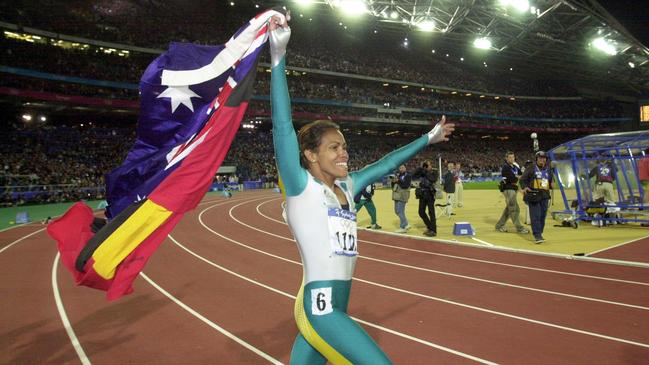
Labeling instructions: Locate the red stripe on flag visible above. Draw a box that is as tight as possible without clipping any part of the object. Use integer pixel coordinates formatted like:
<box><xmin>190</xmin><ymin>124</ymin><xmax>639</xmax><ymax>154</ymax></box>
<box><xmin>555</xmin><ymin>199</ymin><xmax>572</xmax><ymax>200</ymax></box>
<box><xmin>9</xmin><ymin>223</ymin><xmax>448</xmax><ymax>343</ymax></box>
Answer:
<box><xmin>149</xmin><ymin>103</ymin><xmax>247</xmax><ymax>213</ymax></box>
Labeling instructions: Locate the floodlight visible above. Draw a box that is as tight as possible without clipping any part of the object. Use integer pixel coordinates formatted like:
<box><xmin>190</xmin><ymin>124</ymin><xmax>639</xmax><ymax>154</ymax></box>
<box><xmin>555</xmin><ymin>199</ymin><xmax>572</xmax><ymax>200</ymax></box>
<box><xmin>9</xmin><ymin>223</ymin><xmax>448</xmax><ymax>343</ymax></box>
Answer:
<box><xmin>390</xmin><ymin>10</ymin><xmax>398</xmax><ymax>19</ymax></box>
<box><xmin>511</xmin><ymin>0</ymin><xmax>529</xmax><ymax>12</ymax></box>
<box><xmin>474</xmin><ymin>37</ymin><xmax>492</xmax><ymax>49</ymax></box>
<box><xmin>416</xmin><ymin>20</ymin><xmax>435</xmax><ymax>32</ymax></box>
<box><xmin>628</xmin><ymin>62</ymin><xmax>635</xmax><ymax>68</ymax></box>
<box><xmin>22</xmin><ymin>114</ymin><xmax>32</xmax><ymax>121</ymax></box>
<box><xmin>592</xmin><ymin>37</ymin><xmax>617</xmax><ymax>55</ymax></box>
<box><xmin>499</xmin><ymin>0</ymin><xmax>529</xmax><ymax>12</ymax></box>
<box><xmin>338</xmin><ymin>0</ymin><xmax>368</xmax><ymax>16</ymax></box>
<box><xmin>39</xmin><ymin>115</ymin><xmax>47</xmax><ymax>122</ymax></box>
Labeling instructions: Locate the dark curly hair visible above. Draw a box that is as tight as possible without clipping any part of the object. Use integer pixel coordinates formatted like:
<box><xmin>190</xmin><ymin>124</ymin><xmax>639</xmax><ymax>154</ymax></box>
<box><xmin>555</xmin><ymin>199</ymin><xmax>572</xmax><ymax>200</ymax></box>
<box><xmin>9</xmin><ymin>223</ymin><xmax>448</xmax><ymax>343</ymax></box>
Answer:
<box><xmin>297</xmin><ymin>120</ymin><xmax>341</xmax><ymax>169</ymax></box>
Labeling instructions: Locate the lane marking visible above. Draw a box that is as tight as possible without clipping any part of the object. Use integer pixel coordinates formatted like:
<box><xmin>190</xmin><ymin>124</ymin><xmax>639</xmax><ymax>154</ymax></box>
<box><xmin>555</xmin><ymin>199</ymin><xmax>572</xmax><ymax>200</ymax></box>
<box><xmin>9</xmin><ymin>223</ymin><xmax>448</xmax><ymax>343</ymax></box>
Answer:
<box><xmin>196</xmin><ymin>200</ymin><xmax>649</xmax><ymax>348</ymax></box>
<box><xmin>167</xmin><ymin>234</ymin><xmax>497</xmax><ymax>364</ymax></box>
<box><xmin>240</xmin><ymin>200</ymin><xmax>649</xmax><ymax>310</ymax></box>
<box><xmin>471</xmin><ymin>237</ymin><xmax>495</xmax><ymax>247</ymax></box>
<box><xmin>0</xmin><ymin>228</ymin><xmax>46</xmax><ymax>254</ymax></box>
<box><xmin>256</xmin><ymin>198</ymin><xmax>649</xmax><ymax>285</ymax></box>
<box><xmin>52</xmin><ymin>253</ymin><xmax>91</xmax><ymax>365</ymax></box>
<box><xmin>587</xmin><ymin>232</ymin><xmax>649</xmax><ymax>256</ymax></box>
<box><xmin>140</xmin><ymin>271</ymin><xmax>283</xmax><ymax>365</ymax></box>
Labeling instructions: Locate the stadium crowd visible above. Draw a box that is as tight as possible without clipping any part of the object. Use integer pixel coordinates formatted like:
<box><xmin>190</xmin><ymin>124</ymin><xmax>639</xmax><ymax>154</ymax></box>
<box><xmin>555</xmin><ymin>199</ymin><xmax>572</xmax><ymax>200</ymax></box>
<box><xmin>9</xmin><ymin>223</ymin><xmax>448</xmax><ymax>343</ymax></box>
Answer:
<box><xmin>1</xmin><ymin>119</ymin><xmax>579</xmax><ymax>206</ymax></box>
<box><xmin>0</xmin><ymin>0</ymin><xmax>632</xmax><ymax>206</ymax></box>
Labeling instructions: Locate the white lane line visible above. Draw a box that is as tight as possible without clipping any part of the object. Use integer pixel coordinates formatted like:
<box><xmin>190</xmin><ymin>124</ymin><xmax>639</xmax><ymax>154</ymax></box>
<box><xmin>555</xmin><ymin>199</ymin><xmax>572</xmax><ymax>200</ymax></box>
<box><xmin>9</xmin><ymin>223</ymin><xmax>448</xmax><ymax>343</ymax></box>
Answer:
<box><xmin>168</xmin><ymin>234</ymin><xmax>497</xmax><ymax>365</ymax></box>
<box><xmin>244</xmin><ymin>200</ymin><xmax>649</xmax><ymax>310</ymax></box>
<box><xmin>140</xmin><ymin>271</ymin><xmax>283</xmax><ymax>365</ymax></box>
<box><xmin>471</xmin><ymin>237</ymin><xmax>495</xmax><ymax>247</ymax></box>
<box><xmin>52</xmin><ymin>253</ymin><xmax>91</xmax><ymax>365</ymax></box>
<box><xmin>587</xmin><ymin>232</ymin><xmax>649</xmax><ymax>256</ymax></box>
<box><xmin>201</xmin><ymin>200</ymin><xmax>649</xmax><ymax>348</ymax></box>
<box><xmin>0</xmin><ymin>228</ymin><xmax>46</xmax><ymax>254</ymax></box>
<box><xmin>256</xmin><ymin>198</ymin><xmax>649</xmax><ymax>286</ymax></box>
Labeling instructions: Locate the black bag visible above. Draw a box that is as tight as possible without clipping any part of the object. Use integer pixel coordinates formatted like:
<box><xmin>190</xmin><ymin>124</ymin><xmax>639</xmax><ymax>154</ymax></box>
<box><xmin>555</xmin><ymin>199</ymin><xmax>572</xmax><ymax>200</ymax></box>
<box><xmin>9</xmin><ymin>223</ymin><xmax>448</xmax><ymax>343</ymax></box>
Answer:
<box><xmin>498</xmin><ymin>180</ymin><xmax>506</xmax><ymax>192</ymax></box>
<box><xmin>415</xmin><ymin>187</ymin><xmax>423</xmax><ymax>199</ymax></box>
<box><xmin>525</xmin><ymin>189</ymin><xmax>544</xmax><ymax>203</ymax></box>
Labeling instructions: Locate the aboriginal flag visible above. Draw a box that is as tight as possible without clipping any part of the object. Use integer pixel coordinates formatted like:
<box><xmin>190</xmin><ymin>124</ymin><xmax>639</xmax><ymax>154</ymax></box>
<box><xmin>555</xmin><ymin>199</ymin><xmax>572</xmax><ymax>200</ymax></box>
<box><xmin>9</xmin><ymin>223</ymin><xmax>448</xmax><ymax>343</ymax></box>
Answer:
<box><xmin>48</xmin><ymin>9</ymin><xmax>286</xmax><ymax>300</ymax></box>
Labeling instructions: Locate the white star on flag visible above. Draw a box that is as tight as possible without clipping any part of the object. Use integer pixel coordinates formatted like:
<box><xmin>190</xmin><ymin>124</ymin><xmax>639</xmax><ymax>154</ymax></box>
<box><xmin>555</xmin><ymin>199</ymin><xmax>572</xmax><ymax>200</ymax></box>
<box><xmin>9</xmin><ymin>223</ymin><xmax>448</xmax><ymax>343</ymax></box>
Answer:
<box><xmin>157</xmin><ymin>85</ymin><xmax>201</xmax><ymax>113</ymax></box>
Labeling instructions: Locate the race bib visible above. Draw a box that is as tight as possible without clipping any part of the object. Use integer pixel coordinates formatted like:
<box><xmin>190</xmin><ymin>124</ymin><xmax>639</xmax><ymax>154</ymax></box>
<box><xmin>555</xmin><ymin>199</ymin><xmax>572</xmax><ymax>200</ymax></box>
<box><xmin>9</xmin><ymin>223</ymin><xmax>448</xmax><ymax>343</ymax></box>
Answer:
<box><xmin>327</xmin><ymin>207</ymin><xmax>358</xmax><ymax>256</ymax></box>
<box><xmin>311</xmin><ymin>287</ymin><xmax>333</xmax><ymax>315</ymax></box>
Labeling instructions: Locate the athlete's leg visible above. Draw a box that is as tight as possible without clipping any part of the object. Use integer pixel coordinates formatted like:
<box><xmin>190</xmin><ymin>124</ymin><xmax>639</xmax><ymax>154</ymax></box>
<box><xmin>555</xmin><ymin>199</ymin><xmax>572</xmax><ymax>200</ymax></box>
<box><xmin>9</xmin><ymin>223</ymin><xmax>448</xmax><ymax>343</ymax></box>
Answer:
<box><xmin>296</xmin><ymin>280</ymin><xmax>392</xmax><ymax>365</ymax></box>
<box><xmin>290</xmin><ymin>332</ymin><xmax>327</xmax><ymax>365</ymax></box>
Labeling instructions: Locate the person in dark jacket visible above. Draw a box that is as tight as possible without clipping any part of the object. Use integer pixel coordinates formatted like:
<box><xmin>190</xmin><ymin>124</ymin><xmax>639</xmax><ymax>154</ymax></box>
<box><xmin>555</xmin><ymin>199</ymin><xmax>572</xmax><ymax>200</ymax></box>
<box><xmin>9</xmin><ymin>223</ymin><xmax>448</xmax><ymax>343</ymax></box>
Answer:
<box><xmin>495</xmin><ymin>151</ymin><xmax>529</xmax><ymax>234</ymax></box>
<box><xmin>413</xmin><ymin>160</ymin><xmax>438</xmax><ymax>236</ymax></box>
<box><xmin>354</xmin><ymin>183</ymin><xmax>381</xmax><ymax>229</ymax></box>
<box><xmin>520</xmin><ymin>151</ymin><xmax>553</xmax><ymax>243</ymax></box>
<box><xmin>391</xmin><ymin>164</ymin><xmax>412</xmax><ymax>233</ymax></box>
<box><xmin>589</xmin><ymin>159</ymin><xmax>616</xmax><ymax>203</ymax></box>
<box><xmin>441</xmin><ymin>162</ymin><xmax>456</xmax><ymax>217</ymax></box>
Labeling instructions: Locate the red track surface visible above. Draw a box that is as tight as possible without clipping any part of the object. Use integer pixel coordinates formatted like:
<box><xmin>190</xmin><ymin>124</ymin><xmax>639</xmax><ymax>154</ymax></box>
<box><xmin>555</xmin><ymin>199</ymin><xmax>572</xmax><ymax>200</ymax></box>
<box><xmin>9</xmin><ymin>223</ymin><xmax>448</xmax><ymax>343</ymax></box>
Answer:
<box><xmin>2</xmin><ymin>191</ymin><xmax>649</xmax><ymax>364</ymax></box>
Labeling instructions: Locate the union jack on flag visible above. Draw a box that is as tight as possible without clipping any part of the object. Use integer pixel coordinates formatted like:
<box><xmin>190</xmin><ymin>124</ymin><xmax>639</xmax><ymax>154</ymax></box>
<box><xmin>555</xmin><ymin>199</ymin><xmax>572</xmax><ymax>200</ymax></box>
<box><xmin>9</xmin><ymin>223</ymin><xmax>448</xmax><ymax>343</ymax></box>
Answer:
<box><xmin>48</xmin><ymin>9</ymin><xmax>287</xmax><ymax>300</ymax></box>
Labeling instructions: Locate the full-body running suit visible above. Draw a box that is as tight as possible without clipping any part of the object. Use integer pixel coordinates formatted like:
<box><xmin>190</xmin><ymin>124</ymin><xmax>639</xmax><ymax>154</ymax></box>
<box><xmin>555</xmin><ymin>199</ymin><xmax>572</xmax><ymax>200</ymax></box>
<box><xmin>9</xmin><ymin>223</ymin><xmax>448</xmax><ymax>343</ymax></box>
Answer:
<box><xmin>269</xmin><ymin>25</ymin><xmax>437</xmax><ymax>365</ymax></box>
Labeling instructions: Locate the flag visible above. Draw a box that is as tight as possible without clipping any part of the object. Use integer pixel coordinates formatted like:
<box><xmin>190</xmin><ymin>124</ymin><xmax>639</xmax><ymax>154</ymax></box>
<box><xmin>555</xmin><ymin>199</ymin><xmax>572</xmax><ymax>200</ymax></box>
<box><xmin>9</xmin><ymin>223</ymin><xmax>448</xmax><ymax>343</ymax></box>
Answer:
<box><xmin>47</xmin><ymin>9</ymin><xmax>286</xmax><ymax>300</ymax></box>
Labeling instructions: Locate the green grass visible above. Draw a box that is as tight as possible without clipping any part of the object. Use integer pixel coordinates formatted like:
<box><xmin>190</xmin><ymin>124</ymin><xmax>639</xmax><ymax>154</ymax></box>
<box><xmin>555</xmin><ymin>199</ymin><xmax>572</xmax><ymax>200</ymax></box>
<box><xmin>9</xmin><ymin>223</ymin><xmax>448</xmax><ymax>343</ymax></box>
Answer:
<box><xmin>0</xmin><ymin>200</ymin><xmax>104</xmax><ymax>231</ymax></box>
<box><xmin>462</xmin><ymin>181</ymin><xmax>499</xmax><ymax>189</ymax></box>
<box><xmin>0</xmin><ymin>191</ymin><xmax>227</xmax><ymax>231</ymax></box>
<box><xmin>378</xmin><ymin>180</ymin><xmax>499</xmax><ymax>191</ymax></box>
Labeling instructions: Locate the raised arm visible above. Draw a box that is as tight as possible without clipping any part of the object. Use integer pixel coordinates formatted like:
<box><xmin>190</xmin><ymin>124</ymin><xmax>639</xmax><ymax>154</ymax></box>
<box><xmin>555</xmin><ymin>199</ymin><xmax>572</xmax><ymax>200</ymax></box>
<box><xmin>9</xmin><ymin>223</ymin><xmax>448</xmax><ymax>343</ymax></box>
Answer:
<box><xmin>351</xmin><ymin>116</ymin><xmax>454</xmax><ymax>196</ymax></box>
<box><xmin>269</xmin><ymin>20</ymin><xmax>307</xmax><ymax>196</ymax></box>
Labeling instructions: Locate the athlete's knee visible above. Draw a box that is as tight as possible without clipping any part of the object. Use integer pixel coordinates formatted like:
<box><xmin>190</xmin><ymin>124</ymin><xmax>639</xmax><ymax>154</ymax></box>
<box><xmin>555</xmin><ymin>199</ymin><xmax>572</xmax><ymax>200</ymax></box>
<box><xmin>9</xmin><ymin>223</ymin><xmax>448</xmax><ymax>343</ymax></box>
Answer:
<box><xmin>290</xmin><ymin>334</ymin><xmax>327</xmax><ymax>365</ymax></box>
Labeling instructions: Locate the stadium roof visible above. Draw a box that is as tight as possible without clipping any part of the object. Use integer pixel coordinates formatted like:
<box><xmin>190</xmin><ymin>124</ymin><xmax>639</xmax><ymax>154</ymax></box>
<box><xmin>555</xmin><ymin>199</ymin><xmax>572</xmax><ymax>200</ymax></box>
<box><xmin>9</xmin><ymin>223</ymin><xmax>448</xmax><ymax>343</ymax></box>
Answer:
<box><xmin>262</xmin><ymin>0</ymin><xmax>649</xmax><ymax>95</ymax></box>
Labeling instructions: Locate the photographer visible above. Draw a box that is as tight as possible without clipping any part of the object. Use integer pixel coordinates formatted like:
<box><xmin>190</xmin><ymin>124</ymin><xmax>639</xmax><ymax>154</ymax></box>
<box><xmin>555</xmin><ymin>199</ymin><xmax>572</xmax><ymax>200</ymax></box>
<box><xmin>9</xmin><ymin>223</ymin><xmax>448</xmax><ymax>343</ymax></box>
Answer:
<box><xmin>520</xmin><ymin>151</ymin><xmax>553</xmax><ymax>243</ymax></box>
<box><xmin>495</xmin><ymin>151</ymin><xmax>529</xmax><ymax>234</ymax></box>
<box><xmin>413</xmin><ymin>160</ymin><xmax>438</xmax><ymax>237</ymax></box>
<box><xmin>391</xmin><ymin>164</ymin><xmax>412</xmax><ymax>233</ymax></box>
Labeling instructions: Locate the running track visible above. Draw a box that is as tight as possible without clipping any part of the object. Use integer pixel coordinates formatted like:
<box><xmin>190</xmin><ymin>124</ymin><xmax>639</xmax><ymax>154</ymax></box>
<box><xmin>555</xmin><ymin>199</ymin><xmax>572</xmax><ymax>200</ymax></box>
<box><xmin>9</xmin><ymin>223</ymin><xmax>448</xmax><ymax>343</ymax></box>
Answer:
<box><xmin>2</xmin><ymin>190</ymin><xmax>649</xmax><ymax>364</ymax></box>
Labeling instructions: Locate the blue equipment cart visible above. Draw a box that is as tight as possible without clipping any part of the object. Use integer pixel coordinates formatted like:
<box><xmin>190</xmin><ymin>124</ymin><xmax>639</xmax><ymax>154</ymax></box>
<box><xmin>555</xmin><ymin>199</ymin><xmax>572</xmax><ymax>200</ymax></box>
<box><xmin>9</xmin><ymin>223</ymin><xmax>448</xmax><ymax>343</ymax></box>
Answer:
<box><xmin>549</xmin><ymin>131</ymin><xmax>649</xmax><ymax>227</ymax></box>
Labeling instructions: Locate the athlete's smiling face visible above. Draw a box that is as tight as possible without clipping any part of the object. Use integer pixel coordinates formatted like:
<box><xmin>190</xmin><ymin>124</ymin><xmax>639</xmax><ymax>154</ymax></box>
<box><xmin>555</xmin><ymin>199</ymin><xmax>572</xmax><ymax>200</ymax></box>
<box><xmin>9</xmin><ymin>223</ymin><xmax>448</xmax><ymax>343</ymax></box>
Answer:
<box><xmin>305</xmin><ymin>128</ymin><xmax>349</xmax><ymax>185</ymax></box>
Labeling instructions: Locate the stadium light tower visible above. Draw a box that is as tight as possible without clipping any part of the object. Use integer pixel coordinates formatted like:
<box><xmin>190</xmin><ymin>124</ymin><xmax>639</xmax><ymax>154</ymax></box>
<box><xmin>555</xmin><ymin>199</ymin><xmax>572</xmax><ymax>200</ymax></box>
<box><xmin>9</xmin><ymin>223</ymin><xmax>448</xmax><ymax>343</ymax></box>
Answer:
<box><xmin>295</xmin><ymin>0</ymin><xmax>314</xmax><ymax>7</ymax></box>
<box><xmin>592</xmin><ymin>37</ymin><xmax>617</xmax><ymax>55</ymax></box>
<box><xmin>499</xmin><ymin>0</ymin><xmax>530</xmax><ymax>12</ymax></box>
<box><xmin>335</xmin><ymin>0</ymin><xmax>368</xmax><ymax>17</ymax></box>
<box><xmin>474</xmin><ymin>37</ymin><xmax>492</xmax><ymax>50</ymax></box>
<box><xmin>416</xmin><ymin>19</ymin><xmax>435</xmax><ymax>32</ymax></box>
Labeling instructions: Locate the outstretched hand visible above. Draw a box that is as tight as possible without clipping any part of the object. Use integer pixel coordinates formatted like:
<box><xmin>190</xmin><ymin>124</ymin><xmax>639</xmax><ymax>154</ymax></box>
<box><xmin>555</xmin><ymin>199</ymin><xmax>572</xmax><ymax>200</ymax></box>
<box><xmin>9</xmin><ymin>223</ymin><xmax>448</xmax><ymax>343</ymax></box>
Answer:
<box><xmin>427</xmin><ymin>115</ymin><xmax>455</xmax><ymax>145</ymax></box>
<box><xmin>269</xmin><ymin>11</ymin><xmax>290</xmax><ymax>31</ymax></box>
<box><xmin>268</xmin><ymin>12</ymin><xmax>291</xmax><ymax>67</ymax></box>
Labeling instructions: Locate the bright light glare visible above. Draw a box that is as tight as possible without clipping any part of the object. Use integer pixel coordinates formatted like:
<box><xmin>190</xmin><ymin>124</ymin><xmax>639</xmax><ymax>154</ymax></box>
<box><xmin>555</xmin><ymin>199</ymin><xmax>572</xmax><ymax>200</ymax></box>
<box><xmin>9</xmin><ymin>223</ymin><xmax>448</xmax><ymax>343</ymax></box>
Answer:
<box><xmin>511</xmin><ymin>0</ymin><xmax>529</xmax><ymax>12</ymax></box>
<box><xmin>338</xmin><ymin>0</ymin><xmax>368</xmax><ymax>16</ymax></box>
<box><xmin>390</xmin><ymin>10</ymin><xmax>398</xmax><ymax>19</ymax></box>
<box><xmin>39</xmin><ymin>115</ymin><xmax>47</xmax><ymax>122</ymax></box>
<box><xmin>295</xmin><ymin>0</ymin><xmax>313</xmax><ymax>5</ymax></box>
<box><xmin>22</xmin><ymin>114</ymin><xmax>32</xmax><ymax>121</ymax></box>
<box><xmin>499</xmin><ymin>0</ymin><xmax>529</xmax><ymax>12</ymax></box>
<box><xmin>474</xmin><ymin>37</ymin><xmax>492</xmax><ymax>49</ymax></box>
<box><xmin>417</xmin><ymin>20</ymin><xmax>435</xmax><ymax>32</ymax></box>
<box><xmin>592</xmin><ymin>37</ymin><xmax>617</xmax><ymax>55</ymax></box>
<box><xmin>629</xmin><ymin>62</ymin><xmax>635</xmax><ymax>68</ymax></box>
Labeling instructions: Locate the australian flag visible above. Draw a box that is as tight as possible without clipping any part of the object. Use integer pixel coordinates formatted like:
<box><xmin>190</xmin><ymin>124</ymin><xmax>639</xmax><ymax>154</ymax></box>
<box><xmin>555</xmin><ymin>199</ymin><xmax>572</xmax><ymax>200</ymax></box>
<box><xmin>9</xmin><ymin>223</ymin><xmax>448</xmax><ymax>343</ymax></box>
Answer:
<box><xmin>47</xmin><ymin>9</ymin><xmax>287</xmax><ymax>300</ymax></box>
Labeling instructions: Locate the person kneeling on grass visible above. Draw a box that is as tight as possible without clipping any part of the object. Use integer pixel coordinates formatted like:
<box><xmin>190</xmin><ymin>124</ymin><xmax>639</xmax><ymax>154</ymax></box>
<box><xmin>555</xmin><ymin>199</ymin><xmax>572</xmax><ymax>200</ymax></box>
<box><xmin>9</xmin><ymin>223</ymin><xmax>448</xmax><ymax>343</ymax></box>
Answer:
<box><xmin>354</xmin><ymin>183</ymin><xmax>382</xmax><ymax>229</ymax></box>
